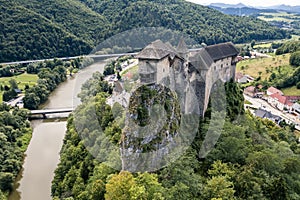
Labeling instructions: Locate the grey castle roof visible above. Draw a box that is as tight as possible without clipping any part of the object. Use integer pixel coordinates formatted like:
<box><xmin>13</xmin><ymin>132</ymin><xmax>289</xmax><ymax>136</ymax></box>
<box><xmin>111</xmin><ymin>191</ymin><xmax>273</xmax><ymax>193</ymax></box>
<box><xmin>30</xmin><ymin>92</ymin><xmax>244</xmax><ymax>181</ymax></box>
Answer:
<box><xmin>136</xmin><ymin>40</ymin><xmax>179</xmax><ymax>60</ymax></box>
<box><xmin>177</xmin><ymin>38</ymin><xmax>188</xmax><ymax>53</ymax></box>
<box><xmin>137</xmin><ymin>40</ymin><xmax>239</xmax><ymax>71</ymax></box>
<box><xmin>205</xmin><ymin>42</ymin><xmax>239</xmax><ymax>61</ymax></box>
<box><xmin>189</xmin><ymin>48</ymin><xmax>213</xmax><ymax>70</ymax></box>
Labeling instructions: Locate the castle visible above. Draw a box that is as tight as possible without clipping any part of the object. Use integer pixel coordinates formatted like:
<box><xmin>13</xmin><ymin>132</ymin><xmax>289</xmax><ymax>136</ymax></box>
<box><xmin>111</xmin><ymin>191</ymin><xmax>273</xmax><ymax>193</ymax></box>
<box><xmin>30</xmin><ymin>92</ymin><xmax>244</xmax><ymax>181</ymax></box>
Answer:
<box><xmin>136</xmin><ymin>39</ymin><xmax>239</xmax><ymax>116</ymax></box>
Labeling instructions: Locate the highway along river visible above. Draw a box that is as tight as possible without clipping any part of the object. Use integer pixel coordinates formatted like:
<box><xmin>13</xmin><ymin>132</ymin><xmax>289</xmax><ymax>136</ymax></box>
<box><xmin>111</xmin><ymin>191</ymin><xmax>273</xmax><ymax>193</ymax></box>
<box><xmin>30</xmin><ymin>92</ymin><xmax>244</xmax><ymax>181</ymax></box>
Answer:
<box><xmin>9</xmin><ymin>60</ymin><xmax>106</xmax><ymax>200</ymax></box>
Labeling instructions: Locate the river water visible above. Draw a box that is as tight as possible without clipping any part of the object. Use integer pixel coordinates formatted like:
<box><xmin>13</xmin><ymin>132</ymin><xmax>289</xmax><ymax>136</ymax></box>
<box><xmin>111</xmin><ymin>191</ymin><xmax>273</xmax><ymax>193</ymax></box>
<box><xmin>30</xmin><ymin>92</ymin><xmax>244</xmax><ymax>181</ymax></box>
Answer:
<box><xmin>9</xmin><ymin>61</ymin><xmax>106</xmax><ymax>200</ymax></box>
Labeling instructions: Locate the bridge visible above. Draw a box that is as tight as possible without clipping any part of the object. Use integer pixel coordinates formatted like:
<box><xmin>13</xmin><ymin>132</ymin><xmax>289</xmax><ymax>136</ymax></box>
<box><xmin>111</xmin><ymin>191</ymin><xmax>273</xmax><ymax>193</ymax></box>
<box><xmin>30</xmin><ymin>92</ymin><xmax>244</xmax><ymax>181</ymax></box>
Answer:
<box><xmin>29</xmin><ymin>108</ymin><xmax>75</xmax><ymax>119</ymax></box>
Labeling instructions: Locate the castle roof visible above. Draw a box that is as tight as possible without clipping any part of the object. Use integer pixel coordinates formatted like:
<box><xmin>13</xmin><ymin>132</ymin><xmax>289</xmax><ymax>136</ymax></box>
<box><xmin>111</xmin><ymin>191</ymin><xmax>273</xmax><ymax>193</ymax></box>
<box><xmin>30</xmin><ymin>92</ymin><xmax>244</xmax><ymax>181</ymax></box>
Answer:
<box><xmin>189</xmin><ymin>48</ymin><xmax>214</xmax><ymax>70</ymax></box>
<box><xmin>177</xmin><ymin>38</ymin><xmax>188</xmax><ymax>53</ymax></box>
<box><xmin>204</xmin><ymin>42</ymin><xmax>239</xmax><ymax>61</ymax></box>
<box><xmin>136</xmin><ymin>40</ymin><xmax>179</xmax><ymax>60</ymax></box>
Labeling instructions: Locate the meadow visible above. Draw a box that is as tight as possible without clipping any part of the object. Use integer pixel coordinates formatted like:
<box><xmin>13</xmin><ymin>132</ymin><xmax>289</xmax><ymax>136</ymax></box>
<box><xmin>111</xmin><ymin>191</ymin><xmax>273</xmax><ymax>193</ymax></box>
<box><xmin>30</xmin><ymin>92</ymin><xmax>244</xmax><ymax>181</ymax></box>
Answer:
<box><xmin>0</xmin><ymin>73</ymin><xmax>38</xmax><ymax>102</ymax></box>
<box><xmin>236</xmin><ymin>54</ymin><xmax>293</xmax><ymax>80</ymax></box>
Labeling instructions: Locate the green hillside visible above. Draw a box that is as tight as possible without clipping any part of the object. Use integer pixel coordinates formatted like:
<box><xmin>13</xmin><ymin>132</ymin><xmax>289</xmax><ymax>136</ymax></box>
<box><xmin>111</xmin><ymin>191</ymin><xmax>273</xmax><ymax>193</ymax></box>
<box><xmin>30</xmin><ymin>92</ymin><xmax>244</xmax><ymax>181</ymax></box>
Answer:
<box><xmin>12</xmin><ymin>0</ymin><xmax>109</xmax><ymax>45</ymax></box>
<box><xmin>0</xmin><ymin>0</ymin><xmax>290</xmax><ymax>62</ymax></box>
<box><xmin>79</xmin><ymin>0</ymin><xmax>289</xmax><ymax>44</ymax></box>
<box><xmin>0</xmin><ymin>0</ymin><xmax>92</xmax><ymax>62</ymax></box>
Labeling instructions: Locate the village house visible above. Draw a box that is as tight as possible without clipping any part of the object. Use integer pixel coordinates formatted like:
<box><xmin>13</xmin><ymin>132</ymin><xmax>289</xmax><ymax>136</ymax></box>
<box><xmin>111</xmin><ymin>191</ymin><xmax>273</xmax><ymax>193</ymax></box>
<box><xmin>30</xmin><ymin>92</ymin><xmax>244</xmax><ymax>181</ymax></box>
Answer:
<box><xmin>254</xmin><ymin>108</ymin><xmax>281</xmax><ymax>123</ymax></box>
<box><xmin>292</xmin><ymin>103</ymin><xmax>300</xmax><ymax>116</ymax></box>
<box><xmin>244</xmin><ymin>86</ymin><xmax>263</xmax><ymax>98</ymax></box>
<box><xmin>266</xmin><ymin>86</ymin><xmax>283</xmax><ymax>96</ymax></box>
<box><xmin>268</xmin><ymin>93</ymin><xmax>300</xmax><ymax>111</ymax></box>
<box><xmin>244</xmin><ymin>86</ymin><xmax>256</xmax><ymax>97</ymax></box>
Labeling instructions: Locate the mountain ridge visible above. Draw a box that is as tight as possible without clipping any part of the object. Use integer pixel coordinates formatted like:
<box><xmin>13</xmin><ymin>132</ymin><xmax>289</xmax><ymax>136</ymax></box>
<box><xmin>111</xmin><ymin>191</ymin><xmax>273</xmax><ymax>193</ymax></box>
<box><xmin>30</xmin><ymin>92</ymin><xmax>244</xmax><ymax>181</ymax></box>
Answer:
<box><xmin>0</xmin><ymin>0</ymin><xmax>290</xmax><ymax>62</ymax></box>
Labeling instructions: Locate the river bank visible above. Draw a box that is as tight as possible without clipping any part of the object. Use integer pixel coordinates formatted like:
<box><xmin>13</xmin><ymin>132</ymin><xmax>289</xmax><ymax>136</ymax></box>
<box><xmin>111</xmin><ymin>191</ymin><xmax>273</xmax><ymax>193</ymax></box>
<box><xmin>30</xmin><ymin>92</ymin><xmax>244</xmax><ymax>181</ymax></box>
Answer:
<box><xmin>8</xmin><ymin>60</ymin><xmax>106</xmax><ymax>200</ymax></box>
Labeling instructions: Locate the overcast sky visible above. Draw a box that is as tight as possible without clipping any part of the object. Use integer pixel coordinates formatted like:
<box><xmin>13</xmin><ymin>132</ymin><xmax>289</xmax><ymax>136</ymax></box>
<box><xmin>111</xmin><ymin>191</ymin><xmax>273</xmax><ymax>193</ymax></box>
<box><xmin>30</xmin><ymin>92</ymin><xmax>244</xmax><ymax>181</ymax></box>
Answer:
<box><xmin>186</xmin><ymin>0</ymin><xmax>300</xmax><ymax>7</ymax></box>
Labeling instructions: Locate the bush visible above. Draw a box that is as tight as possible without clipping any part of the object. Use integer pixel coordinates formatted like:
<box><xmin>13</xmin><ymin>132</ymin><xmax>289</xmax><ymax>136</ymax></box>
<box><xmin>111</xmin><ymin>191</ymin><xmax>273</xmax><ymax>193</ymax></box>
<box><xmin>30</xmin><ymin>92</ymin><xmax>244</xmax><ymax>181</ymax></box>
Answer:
<box><xmin>290</xmin><ymin>51</ymin><xmax>300</xmax><ymax>66</ymax></box>
<box><xmin>297</xmin><ymin>82</ymin><xmax>300</xmax><ymax>89</ymax></box>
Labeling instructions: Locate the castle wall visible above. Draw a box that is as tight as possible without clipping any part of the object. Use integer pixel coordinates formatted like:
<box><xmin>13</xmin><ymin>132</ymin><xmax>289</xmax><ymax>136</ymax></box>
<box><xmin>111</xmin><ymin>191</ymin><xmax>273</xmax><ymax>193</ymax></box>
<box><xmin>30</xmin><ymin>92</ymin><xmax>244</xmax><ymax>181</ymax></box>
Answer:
<box><xmin>156</xmin><ymin>57</ymin><xmax>171</xmax><ymax>84</ymax></box>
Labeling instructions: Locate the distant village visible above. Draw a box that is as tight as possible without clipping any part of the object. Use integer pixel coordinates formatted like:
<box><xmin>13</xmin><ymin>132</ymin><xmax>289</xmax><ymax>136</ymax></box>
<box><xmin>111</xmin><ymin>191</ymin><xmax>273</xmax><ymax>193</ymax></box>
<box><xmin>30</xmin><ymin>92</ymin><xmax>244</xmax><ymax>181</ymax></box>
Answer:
<box><xmin>242</xmin><ymin>75</ymin><xmax>300</xmax><ymax>129</ymax></box>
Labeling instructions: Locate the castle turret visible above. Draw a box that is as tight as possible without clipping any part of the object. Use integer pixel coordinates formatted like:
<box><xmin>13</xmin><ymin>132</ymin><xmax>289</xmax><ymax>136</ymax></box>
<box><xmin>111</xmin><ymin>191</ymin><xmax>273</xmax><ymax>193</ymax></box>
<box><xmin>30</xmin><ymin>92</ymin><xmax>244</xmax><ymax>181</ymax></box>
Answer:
<box><xmin>177</xmin><ymin>38</ymin><xmax>189</xmax><ymax>60</ymax></box>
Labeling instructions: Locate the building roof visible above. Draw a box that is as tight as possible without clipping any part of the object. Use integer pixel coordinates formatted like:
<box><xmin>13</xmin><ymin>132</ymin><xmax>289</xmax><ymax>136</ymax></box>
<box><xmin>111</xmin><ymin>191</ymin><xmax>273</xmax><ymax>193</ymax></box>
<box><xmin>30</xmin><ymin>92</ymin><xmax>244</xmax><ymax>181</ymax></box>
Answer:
<box><xmin>136</xmin><ymin>40</ymin><xmax>179</xmax><ymax>60</ymax></box>
<box><xmin>270</xmin><ymin>93</ymin><xmax>293</xmax><ymax>106</ymax></box>
<box><xmin>292</xmin><ymin>102</ymin><xmax>300</xmax><ymax>112</ymax></box>
<box><xmin>238</xmin><ymin>76</ymin><xmax>248</xmax><ymax>83</ymax></box>
<box><xmin>255</xmin><ymin>108</ymin><xmax>273</xmax><ymax>119</ymax></box>
<box><xmin>14</xmin><ymin>89</ymin><xmax>22</xmax><ymax>93</ymax></box>
<box><xmin>204</xmin><ymin>42</ymin><xmax>239</xmax><ymax>61</ymax></box>
<box><xmin>244</xmin><ymin>86</ymin><xmax>256</xmax><ymax>93</ymax></box>
<box><xmin>189</xmin><ymin>48</ymin><xmax>214</xmax><ymax>71</ymax></box>
<box><xmin>267</xmin><ymin>86</ymin><xmax>283</xmax><ymax>95</ymax></box>
<box><xmin>177</xmin><ymin>38</ymin><xmax>188</xmax><ymax>53</ymax></box>
<box><xmin>235</xmin><ymin>72</ymin><xmax>244</xmax><ymax>80</ymax></box>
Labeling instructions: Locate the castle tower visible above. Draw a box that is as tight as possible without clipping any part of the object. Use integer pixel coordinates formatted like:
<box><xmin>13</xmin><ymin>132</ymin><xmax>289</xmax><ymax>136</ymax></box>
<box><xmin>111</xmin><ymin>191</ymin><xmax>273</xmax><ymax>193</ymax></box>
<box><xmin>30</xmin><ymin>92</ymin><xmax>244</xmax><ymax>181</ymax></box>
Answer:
<box><xmin>177</xmin><ymin>38</ymin><xmax>189</xmax><ymax>61</ymax></box>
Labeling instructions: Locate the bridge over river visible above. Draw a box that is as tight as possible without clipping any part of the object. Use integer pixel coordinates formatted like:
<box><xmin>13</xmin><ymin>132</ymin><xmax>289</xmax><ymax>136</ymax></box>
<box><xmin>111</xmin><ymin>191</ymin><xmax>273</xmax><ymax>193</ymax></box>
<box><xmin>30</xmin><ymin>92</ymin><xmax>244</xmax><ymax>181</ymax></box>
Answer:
<box><xmin>28</xmin><ymin>107</ymin><xmax>75</xmax><ymax>119</ymax></box>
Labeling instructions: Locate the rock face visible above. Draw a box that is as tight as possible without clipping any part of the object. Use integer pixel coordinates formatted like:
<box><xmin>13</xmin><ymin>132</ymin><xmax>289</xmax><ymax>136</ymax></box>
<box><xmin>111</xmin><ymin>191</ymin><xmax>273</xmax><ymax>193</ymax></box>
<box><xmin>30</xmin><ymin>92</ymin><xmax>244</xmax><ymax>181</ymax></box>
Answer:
<box><xmin>121</xmin><ymin>85</ymin><xmax>183</xmax><ymax>172</ymax></box>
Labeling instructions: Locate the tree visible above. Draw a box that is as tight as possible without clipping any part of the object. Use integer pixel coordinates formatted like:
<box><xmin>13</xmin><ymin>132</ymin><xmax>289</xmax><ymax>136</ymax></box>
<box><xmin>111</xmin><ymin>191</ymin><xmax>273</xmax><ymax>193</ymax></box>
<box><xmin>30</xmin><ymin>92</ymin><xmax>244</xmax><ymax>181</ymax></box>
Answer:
<box><xmin>0</xmin><ymin>172</ymin><xmax>14</xmax><ymax>191</ymax></box>
<box><xmin>23</xmin><ymin>93</ymin><xmax>40</xmax><ymax>110</ymax></box>
<box><xmin>105</xmin><ymin>171</ymin><xmax>136</xmax><ymax>200</ymax></box>
<box><xmin>290</xmin><ymin>51</ymin><xmax>300</xmax><ymax>66</ymax></box>
<box><xmin>251</xmin><ymin>40</ymin><xmax>256</xmax><ymax>48</ymax></box>
<box><xmin>9</xmin><ymin>79</ymin><xmax>18</xmax><ymax>89</ymax></box>
<box><xmin>203</xmin><ymin>176</ymin><xmax>235</xmax><ymax>200</ymax></box>
<box><xmin>297</xmin><ymin>82</ymin><xmax>300</xmax><ymax>89</ymax></box>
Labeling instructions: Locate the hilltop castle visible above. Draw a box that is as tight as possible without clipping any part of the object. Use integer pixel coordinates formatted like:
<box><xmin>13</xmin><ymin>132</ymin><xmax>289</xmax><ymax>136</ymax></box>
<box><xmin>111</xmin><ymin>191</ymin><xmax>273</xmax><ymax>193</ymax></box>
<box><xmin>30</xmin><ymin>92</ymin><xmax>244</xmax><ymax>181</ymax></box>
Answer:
<box><xmin>136</xmin><ymin>39</ymin><xmax>239</xmax><ymax>116</ymax></box>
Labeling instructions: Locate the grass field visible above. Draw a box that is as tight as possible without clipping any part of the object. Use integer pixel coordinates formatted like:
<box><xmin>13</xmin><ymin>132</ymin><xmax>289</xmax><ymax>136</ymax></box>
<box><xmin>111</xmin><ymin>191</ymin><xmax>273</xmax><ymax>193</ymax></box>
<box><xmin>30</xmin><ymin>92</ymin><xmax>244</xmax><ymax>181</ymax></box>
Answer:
<box><xmin>236</xmin><ymin>54</ymin><xmax>293</xmax><ymax>80</ymax></box>
<box><xmin>258</xmin><ymin>12</ymin><xmax>300</xmax><ymax>22</ymax></box>
<box><xmin>281</xmin><ymin>86</ymin><xmax>300</xmax><ymax>96</ymax></box>
<box><xmin>0</xmin><ymin>73</ymin><xmax>38</xmax><ymax>102</ymax></box>
<box><xmin>253</xmin><ymin>43</ymin><xmax>272</xmax><ymax>49</ymax></box>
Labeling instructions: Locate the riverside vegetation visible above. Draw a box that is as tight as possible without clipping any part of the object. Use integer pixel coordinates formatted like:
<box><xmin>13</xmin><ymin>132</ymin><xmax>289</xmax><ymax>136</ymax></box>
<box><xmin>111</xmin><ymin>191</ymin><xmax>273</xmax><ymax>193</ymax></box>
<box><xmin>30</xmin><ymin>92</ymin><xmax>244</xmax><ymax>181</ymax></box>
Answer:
<box><xmin>0</xmin><ymin>104</ymin><xmax>32</xmax><ymax>199</ymax></box>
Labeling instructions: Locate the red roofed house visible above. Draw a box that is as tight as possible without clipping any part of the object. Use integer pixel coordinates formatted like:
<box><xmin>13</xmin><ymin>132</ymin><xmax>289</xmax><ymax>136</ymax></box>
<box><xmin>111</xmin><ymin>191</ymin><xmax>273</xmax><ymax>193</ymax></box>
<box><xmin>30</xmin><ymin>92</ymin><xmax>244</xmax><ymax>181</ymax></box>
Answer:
<box><xmin>244</xmin><ymin>86</ymin><xmax>257</xmax><ymax>97</ymax></box>
<box><xmin>268</xmin><ymin>93</ymin><xmax>300</xmax><ymax>111</ymax></box>
<box><xmin>267</xmin><ymin>86</ymin><xmax>283</xmax><ymax>96</ymax></box>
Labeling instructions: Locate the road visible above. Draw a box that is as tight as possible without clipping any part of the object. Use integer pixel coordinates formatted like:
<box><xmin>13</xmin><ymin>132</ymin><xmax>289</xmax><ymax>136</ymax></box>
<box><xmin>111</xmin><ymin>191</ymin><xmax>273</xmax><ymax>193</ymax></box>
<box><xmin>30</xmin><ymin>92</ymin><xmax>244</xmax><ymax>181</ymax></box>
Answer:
<box><xmin>0</xmin><ymin>49</ymin><xmax>202</xmax><ymax>66</ymax></box>
<box><xmin>5</xmin><ymin>95</ymin><xmax>24</xmax><ymax>108</ymax></box>
<box><xmin>244</xmin><ymin>94</ymin><xmax>299</xmax><ymax>126</ymax></box>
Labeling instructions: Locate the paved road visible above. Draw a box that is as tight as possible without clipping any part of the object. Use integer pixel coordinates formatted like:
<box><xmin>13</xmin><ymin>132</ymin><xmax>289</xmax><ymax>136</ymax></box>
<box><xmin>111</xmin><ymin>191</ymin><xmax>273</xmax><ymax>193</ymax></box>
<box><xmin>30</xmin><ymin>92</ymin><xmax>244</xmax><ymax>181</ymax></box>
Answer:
<box><xmin>244</xmin><ymin>94</ymin><xmax>299</xmax><ymax>125</ymax></box>
<box><xmin>5</xmin><ymin>95</ymin><xmax>24</xmax><ymax>107</ymax></box>
<box><xmin>0</xmin><ymin>49</ymin><xmax>202</xmax><ymax>66</ymax></box>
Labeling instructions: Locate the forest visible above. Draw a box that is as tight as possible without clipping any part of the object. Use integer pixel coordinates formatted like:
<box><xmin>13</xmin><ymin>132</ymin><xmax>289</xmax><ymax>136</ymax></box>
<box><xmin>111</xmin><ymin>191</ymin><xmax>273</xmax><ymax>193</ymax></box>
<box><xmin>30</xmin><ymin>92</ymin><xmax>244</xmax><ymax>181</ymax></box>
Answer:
<box><xmin>51</xmin><ymin>72</ymin><xmax>300</xmax><ymax>199</ymax></box>
<box><xmin>0</xmin><ymin>105</ymin><xmax>32</xmax><ymax>198</ymax></box>
<box><xmin>0</xmin><ymin>0</ymin><xmax>290</xmax><ymax>62</ymax></box>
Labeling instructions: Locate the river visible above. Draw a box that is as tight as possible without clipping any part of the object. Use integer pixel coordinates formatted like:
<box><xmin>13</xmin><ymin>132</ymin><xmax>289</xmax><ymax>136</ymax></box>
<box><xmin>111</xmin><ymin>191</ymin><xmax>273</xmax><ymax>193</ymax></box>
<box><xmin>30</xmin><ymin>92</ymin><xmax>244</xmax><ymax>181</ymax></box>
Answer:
<box><xmin>8</xmin><ymin>60</ymin><xmax>106</xmax><ymax>200</ymax></box>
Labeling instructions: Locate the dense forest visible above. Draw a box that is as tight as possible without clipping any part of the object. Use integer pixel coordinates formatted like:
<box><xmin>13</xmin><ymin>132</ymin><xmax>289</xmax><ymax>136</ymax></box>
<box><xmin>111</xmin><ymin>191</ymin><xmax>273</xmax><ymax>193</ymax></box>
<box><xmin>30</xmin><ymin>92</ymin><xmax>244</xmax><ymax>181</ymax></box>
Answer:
<box><xmin>51</xmin><ymin>72</ymin><xmax>300</xmax><ymax>199</ymax></box>
<box><xmin>0</xmin><ymin>0</ymin><xmax>92</xmax><ymax>63</ymax></box>
<box><xmin>0</xmin><ymin>105</ymin><xmax>32</xmax><ymax>199</ymax></box>
<box><xmin>0</xmin><ymin>0</ymin><xmax>290</xmax><ymax>62</ymax></box>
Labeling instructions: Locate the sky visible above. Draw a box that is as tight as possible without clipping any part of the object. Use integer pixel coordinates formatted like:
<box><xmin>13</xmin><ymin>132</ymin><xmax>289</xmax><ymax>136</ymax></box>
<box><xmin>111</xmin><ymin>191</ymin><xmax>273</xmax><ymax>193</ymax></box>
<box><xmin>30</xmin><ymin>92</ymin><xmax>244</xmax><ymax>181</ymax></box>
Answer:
<box><xmin>186</xmin><ymin>0</ymin><xmax>300</xmax><ymax>7</ymax></box>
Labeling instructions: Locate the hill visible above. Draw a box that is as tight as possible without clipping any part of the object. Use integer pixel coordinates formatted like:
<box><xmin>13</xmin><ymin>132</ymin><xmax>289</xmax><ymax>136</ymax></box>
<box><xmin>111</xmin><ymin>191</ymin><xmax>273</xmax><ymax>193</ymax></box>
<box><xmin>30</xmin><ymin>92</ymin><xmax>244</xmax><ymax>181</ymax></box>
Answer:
<box><xmin>209</xmin><ymin>5</ymin><xmax>276</xmax><ymax>16</ymax></box>
<box><xmin>0</xmin><ymin>0</ymin><xmax>92</xmax><ymax>62</ymax></box>
<box><xmin>0</xmin><ymin>0</ymin><xmax>290</xmax><ymax>62</ymax></box>
<box><xmin>79</xmin><ymin>0</ymin><xmax>288</xmax><ymax>44</ymax></box>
